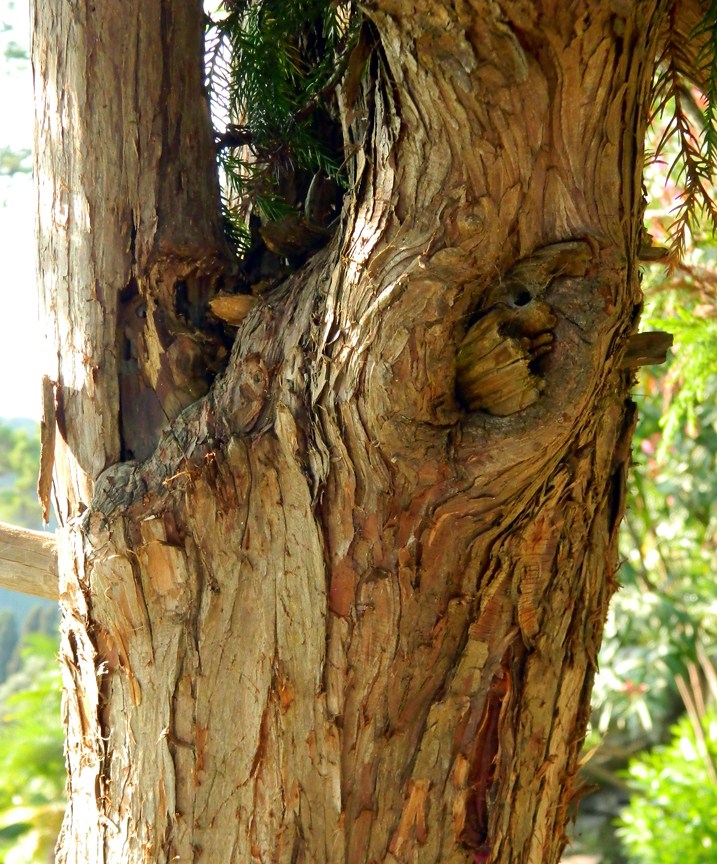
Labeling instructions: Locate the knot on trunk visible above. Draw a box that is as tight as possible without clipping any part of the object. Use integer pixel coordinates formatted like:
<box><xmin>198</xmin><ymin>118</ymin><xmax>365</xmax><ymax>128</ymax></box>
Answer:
<box><xmin>456</xmin><ymin>239</ymin><xmax>595</xmax><ymax>416</ymax></box>
<box><xmin>456</xmin><ymin>299</ymin><xmax>557</xmax><ymax>415</ymax></box>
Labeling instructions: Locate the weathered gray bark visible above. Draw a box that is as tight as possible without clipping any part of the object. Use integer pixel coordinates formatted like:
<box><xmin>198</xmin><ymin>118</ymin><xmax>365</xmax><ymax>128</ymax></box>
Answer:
<box><xmin>32</xmin><ymin>1</ymin><xmax>668</xmax><ymax>863</ymax></box>
<box><xmin>33</xmin><ymin>0</ymin><xmax>228</xmax><ymax>520</ymax></box>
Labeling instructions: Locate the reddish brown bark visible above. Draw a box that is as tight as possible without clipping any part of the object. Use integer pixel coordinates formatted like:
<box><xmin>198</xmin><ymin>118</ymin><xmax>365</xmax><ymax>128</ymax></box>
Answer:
<box><xmin>32</xmin><ymin>2</ymin><xmax>668</xmax><ymax>863</ymax></box>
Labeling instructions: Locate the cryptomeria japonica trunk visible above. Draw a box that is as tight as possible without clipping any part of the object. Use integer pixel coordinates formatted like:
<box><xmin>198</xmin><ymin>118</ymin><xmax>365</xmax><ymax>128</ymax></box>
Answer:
<box><xmin>32</xmin><ymin>1</ymin><xmax>667</xmax><ymax>862</ymax></box>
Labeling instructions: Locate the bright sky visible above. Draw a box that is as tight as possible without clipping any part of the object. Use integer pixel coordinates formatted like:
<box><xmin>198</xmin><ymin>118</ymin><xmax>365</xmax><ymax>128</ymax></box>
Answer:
<box><xmin>0</xmin><ymin>0</ymin><xmax>43</xmax><ymax>420</ymax></box>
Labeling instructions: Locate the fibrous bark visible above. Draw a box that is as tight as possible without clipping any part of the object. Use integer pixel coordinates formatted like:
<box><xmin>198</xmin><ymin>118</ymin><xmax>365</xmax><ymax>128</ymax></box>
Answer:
<box><xmin>33</xmin><ymin>2</ymin><xmax>667</xmax><ymax>863</ymax></box>
<box><xmin>33</xmin><ymin>0</ymin><xmax>229</xmax><ymax>519</ymax></box>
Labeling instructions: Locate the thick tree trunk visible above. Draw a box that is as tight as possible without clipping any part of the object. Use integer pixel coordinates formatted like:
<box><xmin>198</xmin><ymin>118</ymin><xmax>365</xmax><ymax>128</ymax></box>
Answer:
<box><xmin>33</xmin><ymin>2</ymin><xmax>665</xmax><ymax>863</ymax></box>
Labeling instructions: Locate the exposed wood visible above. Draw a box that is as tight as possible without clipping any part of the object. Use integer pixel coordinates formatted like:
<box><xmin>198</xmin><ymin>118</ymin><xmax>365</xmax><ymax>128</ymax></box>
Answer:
<box><xmin>33</xmin><ymin>0</ymin><xmax>230</xmax><ymax>511</ymax></box>
<box><xmin>0</xmin><ymin>522</ymin><xmax>58</xmax><ymax>601</ymax></box>
<box><xmin>37</xmin><ymin>374</ymin><xmax>56</xmax><ymax>524</ymax></box>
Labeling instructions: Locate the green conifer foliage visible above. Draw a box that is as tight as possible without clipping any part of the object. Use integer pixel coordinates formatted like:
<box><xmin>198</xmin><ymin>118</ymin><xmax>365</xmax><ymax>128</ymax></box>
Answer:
<box><xmin>206</xmin><ymin>0</ymin><xmax>359</xmax><ymax>256</ymax></box>
<box><xmin>649</xmin><ymin>1</ymin><xmax>717</xmax><ymax>259</ymax></box>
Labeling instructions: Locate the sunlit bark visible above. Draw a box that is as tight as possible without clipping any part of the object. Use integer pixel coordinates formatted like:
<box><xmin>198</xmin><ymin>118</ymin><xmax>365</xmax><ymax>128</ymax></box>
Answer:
<box><xmin>32</xmin><ymin>2</ymin><xmax>667</xmax><ymax>863</ymax></box>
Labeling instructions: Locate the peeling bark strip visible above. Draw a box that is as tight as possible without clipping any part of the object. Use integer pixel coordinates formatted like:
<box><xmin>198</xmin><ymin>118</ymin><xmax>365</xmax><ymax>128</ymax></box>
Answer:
<box><xmin>38</xmin><ymin>374</ymin><xmax>56</xmax><ymax>524</ymax></box>
<box><xmin>461</xmin><ymin>659</ymin><xmax>512</xmax><ymax>860</ymax></box>
<box><xmin>33</xmin><ymin>2</ymin><xmax>670</xmax><ymax>864</ymax></box>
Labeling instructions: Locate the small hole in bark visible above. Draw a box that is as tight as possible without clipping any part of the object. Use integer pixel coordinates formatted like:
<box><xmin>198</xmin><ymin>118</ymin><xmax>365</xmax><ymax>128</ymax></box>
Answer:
<box><xmin>528</xmin><ymin>355</ymin><xmax>549</xmax><ymax>378</ymax></box>
<box><xmin>175</xmin><ymin>280</ymin><xmax>190</xmax><ymax>321</ymax></box>
<box><xmin>513</xmin><ymin>289</ymin><xmax>532</xmax><ymax>307</ymax></box>
<box><xmin>119</xmin><ymin>276</ymin><xmax>139</xmax><ymax>304</ymax></box>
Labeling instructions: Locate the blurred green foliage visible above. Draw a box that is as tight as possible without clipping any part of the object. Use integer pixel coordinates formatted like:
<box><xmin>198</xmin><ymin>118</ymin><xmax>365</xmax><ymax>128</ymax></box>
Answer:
<box><xmin>0</xmin><ymin>419</ymin><xmax>63</xmax><ymax>863</ymax></box>
<box><xmin>584</xmin><ymin>29</ymin><xmax>717</xmax><ymax>851</ymax></box>
<box><xmin>0</xmin><ymin>635</ymin><xmax>64</xmax><ymax>808</ymax></box>
<box><xmin>0</xmin><ymin>635</ymin><xmax>64</xmax><ymax>864</ymax></box>
<box><xmin>0</xmin><ymin>147</ymin><xmax>30</xmax><ymax>176</ymax></box>
<box><xmin>592</xmin><ymin>346</ymin><xmax>717</xmax><ymax>743</ymax></box>
<box><xmin>599</xmin><ymin>270</ymin><xmax>717</xmax><ymax>860</ymax></box>
<box><xmin>0</xmin><ymin>611</ymin><xmax>18</xmax><ymax>684</ymax></box>
<box><xmin>617</xmin><ymin>708</ymin><xmax>717</xmax><ymax>864</ymax></box>
<box><xmin>0</xmin><ymin>420</ymin><xmax>43</xmax><ymax>529</ymax></box>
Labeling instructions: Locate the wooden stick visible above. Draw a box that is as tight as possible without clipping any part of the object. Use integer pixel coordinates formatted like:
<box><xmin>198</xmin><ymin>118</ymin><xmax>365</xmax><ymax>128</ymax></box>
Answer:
<box><xmin>0</xmin><ymin>521</ymin><xmax>58</xmax><ymax>601</ymax></box>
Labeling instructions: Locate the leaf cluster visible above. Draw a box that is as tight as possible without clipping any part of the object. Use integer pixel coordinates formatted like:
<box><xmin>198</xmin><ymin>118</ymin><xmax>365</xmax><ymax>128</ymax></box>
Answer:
<box><xmin>648</xmin><ymin>2</ymin><xmax>717</xmax><ymax>259</ymax></box>
<box><xmin>617</xmin><ymin>705</ymin><xmax>717</xmax><ymax>864</ymax></box>
<box><xmin>206</xmin><ymin>0</ymin><xmax>358</xmax><ymax>254</ymax></box>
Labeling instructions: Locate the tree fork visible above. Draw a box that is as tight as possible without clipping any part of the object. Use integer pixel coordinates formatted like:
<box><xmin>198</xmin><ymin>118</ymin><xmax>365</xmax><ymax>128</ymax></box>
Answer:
<box><xmin>32</xmin><ymin>2</ymin><xmax>666</xmax><ymax>863</ymax></box>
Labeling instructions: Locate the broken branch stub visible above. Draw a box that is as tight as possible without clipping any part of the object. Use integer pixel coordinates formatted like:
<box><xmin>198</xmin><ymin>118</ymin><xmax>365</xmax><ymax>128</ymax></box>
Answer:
<box><xmin>618</xmin><ymin>331</ymin><xmax>673</xmax><ymax>368</ymax></box>
<box><xmin>0</xmin><ymin>522</ymin><xmax>58</xmax><ymax>600</ymax></box>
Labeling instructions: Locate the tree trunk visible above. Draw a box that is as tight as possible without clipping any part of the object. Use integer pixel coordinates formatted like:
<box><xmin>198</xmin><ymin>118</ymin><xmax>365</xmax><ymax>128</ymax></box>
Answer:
<box><xmin>0</xmin><ymin>522</ymin><xmax>57</xmax><ymax>600</ymax></box>
<box><xmin>32</xmin><ymin>2</ymin><xmax>665</xmax><ymax>863</ymax></box>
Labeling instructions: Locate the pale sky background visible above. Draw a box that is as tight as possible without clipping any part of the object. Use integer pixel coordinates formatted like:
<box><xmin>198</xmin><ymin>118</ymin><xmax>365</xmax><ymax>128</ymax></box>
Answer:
<box><xmin>0</xmin><ymin>0</ymin><xmax>43</xmax><ymax>420</ymax></box>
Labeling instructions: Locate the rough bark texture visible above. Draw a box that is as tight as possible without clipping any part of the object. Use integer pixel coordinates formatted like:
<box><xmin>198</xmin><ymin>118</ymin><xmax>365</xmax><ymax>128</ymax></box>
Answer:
<box><xmin>33</xmin><ymin>0</ymin><xmax>229</xmax><ymax>519</ymax></box>
<box><xmin>32</xmin><ymin>2</ymin><xmax>668</xmax><ymax>863</ymax></box>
